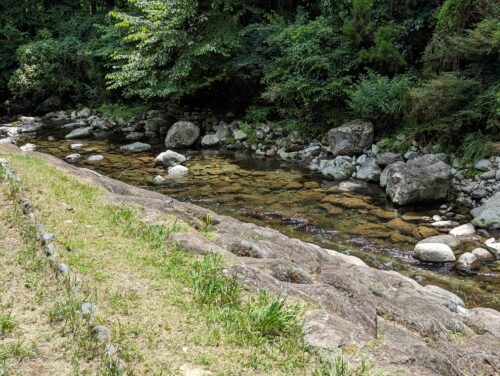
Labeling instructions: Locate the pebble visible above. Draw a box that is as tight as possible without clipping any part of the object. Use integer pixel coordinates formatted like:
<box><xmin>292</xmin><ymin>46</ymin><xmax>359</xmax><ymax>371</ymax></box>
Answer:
<box><xmin>20</xmin><ymin>143</ymin><xmax>36</xmax><ymax>152</ymax></box>
<box><xmin>449</xmin><ymin>223</ymin><xmax>476</xmax><ymax>237</ymax></box>
<box><xmin>87</xmin><ymin>155</ymin><xmax>104</xmax><ymax>162</ymax></box>
<box><xmin>64</xmin><ymin>153</ymin><xmax>81</xmax><ymax>164</ymax></box>
<box><xmin>57</xmin><ymin>263</ymin><xmax>70</xmax><ymax>277</ymax></box>
<box><xmin>153</xmin><ymin>175</ymin><xmax>165</xmax><ymax>185</ymax></box>
<box><xmin>70</xmin><ymin>143</ymin><xmax>83</xmax><ymax>150</ymax></box>
<box><xmin>92</xmin><ymin>325</ymin><xmax>112</xmax><ymax>343</ymax></box>
<box><xmin>81</xmin><ymin>302</ymin><xmax>97</xmax><ymax>317</ymax></box>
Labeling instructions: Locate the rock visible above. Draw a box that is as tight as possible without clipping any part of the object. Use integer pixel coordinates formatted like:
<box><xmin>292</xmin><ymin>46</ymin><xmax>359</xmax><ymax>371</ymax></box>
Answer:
<box><xmin>168</xmin><ymin>165</ymin><xmax>188</xmax><ymax>178</ymax></box>
<box><xmin>385</xmin><ymin>154</ymin><xmax>452</xmax><ymax>206</ymax></box>
<box><xmin>471</xmin><ymin>248</ymin><xmax>494</xmax><ymax>260</ymax></box>
<box><xmin>154</xmin><ymin>150</ymin><xmax>186</xmax><ymax>167</ymax></box>
<box><xmin>62</xmin><ymin>122</ymin><xmax>86</xmax><ymax>129</ymax></box>
<box><xmin>380</xmin><ymin>161</ymin><xmax>405</xmax><ymax>188</ymax></box>
<box><xmin>339</xmin><ymin>181</ymin><xmax>366</xmax><ymax>192</ymax></box>
<box><xmin>404</xmin><ymin>150</ymin><xmax>418</xmax><ymax>160</ymax></box>
<box><xmin>480</xmin><ymin>170</ymin><xmax>496</xmax><ymax>180</ymax></box>
<box><xmin>355</xmin><ymin>158</ymin><xmax>381</xmax><ymax>182</ymax></box>
<box><xmin>455</xmin><ymin>252</ymin><xmax>480</xmax><ymax>272</ymax></box>
<box><xmin>77</xmin><ymin>107</ymin><xmax>91</xmax><ymax>118</ymax></box>
<box><xmin>125</xmin><ymin>131</ymin><xmax>144</xmax><ymax>141</ymax></box>
<box><xmin>87</xmin><ymin>155</ymin><xmax>104</xmax><ymax>162</ymax></box>
<box><xmin>467</xmin><ymin>308</ymin><xmax>500</xmax><ymax>337</ymax></box>
<box><xmin>327</xmin><ymin>120</ymin><xmax>373</xmax><ymax>157</ymax></box>
<box><xmin>449</xmin><ymin>223</ymin><xmax>476</xmax><ymax>237</ymax></box>
<box><xmin>201</xmin><ymin>134</ymin><xmax>219</xmax><ymax>147</ymax></box>
<box><xmin>81</xmin><ymin>302</ymin><xmax>97</xmax><ymax>317</ymax></box>
<box><xmin>474</xmin><ymin>159</ymin><xmax>491</xmax><ymax>171</ymax></box>
<box><xmin>153</xmin><ymin>175</ymin><xmax>165</xmax><ymax>185</ymax></box>
<box><xmin>92</xmin><ymin>325</ymin><xmax>112</xmax><ymax>343</ymax></box>
<box><xmin>484</xmin><ymin>238</ymin><xmax>500</xmax><ymax>258</ymax></box>
<box><xmin>233</xmin><ymin>129</ymin><xmax>247</xmax><ymax>141</ymax></box>
<box><xmin>414</xmin><ymin>243</ymin><xmax>456</xmax><ymax>263</ymax></box>
<box><xmin>164</xmin><ymin>121</ymin><xmax>200</xmax><ymax>148</ymax></box>
<box><xmin>64</xmin><ymin>154</ymin><xmax>81</xmax><ymax>164</ymax></box>
<box><xmin>70</xmin><ymin>143</ymin><xmax>83</xmax><ymax>150</ymax></box>
<box><xmin>319</xmin><ymin>156</ymin><xmax>356</xmax><ymax>181</ymax></box>
<box><xmin>57</xmin><ymin>263</ymin><xmax>70</xmax><ymax>277</ymax></box>
<box><xmin>65</xmin><ymin>127</ymin><xmax>92</xmax><ymax>139</ymax></box>
<box><xmin>377</xmin><ymin>152</ymin><xmax>402</xmax><ymax>167</ymax></box>
<box><xmin>418</xmin><ymin>235</ymin><xmax>461</xmax><ymax>249</ymax></box>
<box><xmin>471</xmin><ymin>192</ymin><xmax>500</xmax><ymax>230</ymax></box>
<box><xmin>20</xmin><ymin>143</ymin><xmax>36</xmax><ymax>152</ymax></box>
<box><xmin>120</xmin><ymin>142</ymin><xmax>151</xmax><ymax>153</ymax></box>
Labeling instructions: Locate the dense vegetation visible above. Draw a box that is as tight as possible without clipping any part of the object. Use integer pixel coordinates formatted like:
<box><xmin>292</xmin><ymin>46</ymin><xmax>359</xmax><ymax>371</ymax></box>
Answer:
<box><xmin>1</xmin><ymin>0</ymin><xmax>499</xmax><ymax>151</ymax></box>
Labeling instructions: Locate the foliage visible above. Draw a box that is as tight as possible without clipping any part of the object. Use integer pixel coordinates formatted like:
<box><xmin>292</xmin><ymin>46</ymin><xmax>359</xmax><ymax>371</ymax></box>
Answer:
<box><xmin>98</xmin><ymin>103</ymin><xmax>144</xmax><ymax>119</ymax></box>
<box><xmin>459</xmin><ymin>133</ymin><xmax>492</xmax><ymax>164</ymax></box>
<box><xmin>349</xmin><ymin>72</ymin><xmax>412</xmax><ymax>129</ymax></box>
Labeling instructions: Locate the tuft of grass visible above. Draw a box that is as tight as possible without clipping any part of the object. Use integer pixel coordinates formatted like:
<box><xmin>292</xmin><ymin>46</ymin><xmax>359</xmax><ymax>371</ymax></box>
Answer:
<box><xmin>98</xmin><ymin>103</ymin><xmax>144</xmax><ymax>120</ymax></box>
<box><xmin>0</xmin><ymin>341</ymin><xmax>39</xmax><ymax>362</ymax></box>
<box><xmin>0</xmin><ymin>311</ymin><xmax>16</xmax><ymax>336</ymax></box>
<box><xmin>313</xmin><ymin>353</ymin><xmax>372</xmax><ymax>376</ymax></box>
<box><xmin>459</xmin><ymin>133</ymin><xmax>492</xmax><ymax>164</ymax></box>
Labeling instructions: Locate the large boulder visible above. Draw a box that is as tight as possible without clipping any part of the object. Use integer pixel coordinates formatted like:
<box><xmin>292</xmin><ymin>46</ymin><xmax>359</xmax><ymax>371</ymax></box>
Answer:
<box><xmin>327</xmin><ymin>120</ymin><xmax>373</xmax><ymax>157</ymax></box>
<box><xmin>471</xmin><ymin>192</ymin><xmax>500</xmax><ymax>230</ymax></box>
<box><xmin>384</xmin><ymin>154</ymin><xmax>452</xmax><ymax>206</ymax></box>
<box><xmin>319</xmin><ymin>156</ymin><xmax>356</xmax><ymax>181</ymax></box>
<box><xmin>164</xmin><ymin>121</ymin><xmax>200</xmax><ymax>148</ymax></box>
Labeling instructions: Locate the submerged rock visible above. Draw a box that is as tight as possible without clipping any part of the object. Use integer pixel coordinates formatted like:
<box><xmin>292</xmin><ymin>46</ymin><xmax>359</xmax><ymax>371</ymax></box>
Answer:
<box><xmin>384</xmin><ymin>154</ymin><xmax>452</xmax><ymax>206</ymax></box>
<box><xmin>327</xmin><ymin>120</ymin><xmax>373</xmax><ymax>156</ymax></box>
<box><xmin>155</xmin><ymin>150</ymin><xmax>186</xmax><ymax>167</ymax></box>
<box><xmin>165</xmin><ymin>121</ymin><xmax>200</xmax><ymax>148</ymax></box>
<box><xmin>65</xmin><ymin>127</ymin><xmax>92</xmax><ymax>139</ymax></box>
<box><xmin>120</xmin><ymin>142</ymin><xmax>151</xmax><ymax>153</ymax></box>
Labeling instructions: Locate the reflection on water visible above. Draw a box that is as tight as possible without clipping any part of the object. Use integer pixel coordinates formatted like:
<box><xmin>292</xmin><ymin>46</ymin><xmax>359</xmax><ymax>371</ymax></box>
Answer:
<box><xmin>18</xmin><ymin>124</ymin><xmax>499</xmax><ymax>309</ymax></box>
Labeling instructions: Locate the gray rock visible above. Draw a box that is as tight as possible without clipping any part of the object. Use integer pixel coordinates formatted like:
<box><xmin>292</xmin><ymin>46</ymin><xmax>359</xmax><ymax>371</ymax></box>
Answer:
<box><xmin>62</xmin><ymin>122</ymin><xmax>86</xmax><ymax>129</ymax></box>
<box><xmin>92</xmin><ymin>325</ymin><xmax>112</xmax><ymax>343</ymax></box>
<box><xmin>417</xmin><ymin>234</ymin><xmax>461</xmax><ymax>249</ymax></box>
<box><xmin>165</xmin><ymin>121</ymin><xmax>200</xmax><ymax>148</ymax></box>
<box><xmin>64</xmin><ymin>154</ymin><xmax>81</xmax><ymax>164</ymax></box>
<box><xmin>474</xmin><ymin>159</ymin><xmax>492</xmax><ymax>171</ymax></box>
<box><xmin>327</xmin><ymin>120</ymin><xmax>373</xmax><ymax>156</ymax></box>
<box><xmin>168</xmin><ymin>165</ymin><xmax>188</xmax><ymax>178</ymax></box>
<box><xmin>153</xmin><ymin>175</ymin><xmax>165</xmax><ymax>185</ymax></box>
<box><xmin>414</xmin><ymin>243</ymin><xmax>456</xmax><ymax>263</ymax></box>
<box><xmin>480</xmin><ymin>170</ymin><xmax>496</xmax><ymax>180</ymax></box>
<box><xmin>455</xmin><ymin>252</ymin><xmax>480</xmax><ymax>272</ymax></box>
<box><xmin>87</xmin><ymin>155</ymin><xmax>104</xmax><ymax>162</ymax></box>
<box><xmin>355</xmin><ymin>158</ymin><xmax>381</xmax><ymax>182</ymax></box>
<box><xmin>154</xmin><ymin>150</ymin><xmax>186</xmax><ymax>167</ymax></box>
<box><xmin>120</xmin><ymin>142</ymin><xmax>151</xmax><ymax>153</ymax></box>
<box><xmin>319</xmin><ymin>156</ymin><xmax>356</xmax><ymax>181</ymax></box>
<box><xmin>77</xmin><ymin>107</ymin><xmax>91</xmax><ymax>118</ymax></box>
<box><xmin>467</xmin><ymin>308</ymin><xmax>500</xmax><ymax>337</ymax></box>
<box><xmin>214</xmin><ymin>123</ymin><xmax>230</xmax><ymax>139</ymax></box>
<box><xmin>20</xmin><ymin>143</ymin><xmax>36</xmax><ymax>152</ymax></box>
<box><xmin>449</xmin><ymin>223</ymin><xmax>475</xmax><ymax>237</ymax></box>
<box><xmin>471</xmin><ymin>248</ymin><xmax>494</xmax><ymax>260</ymax></box>
<box><xmin>471</xmin><ymin>188</ymin><xmax>488</xmax><ymax>199</ymax></box>
<box><xmin>484</xmin><ymin>238</ymin><xmax>500</xmax><ymax>258</ymax></box>
<box><xmin>125</xmin><ymin>131</ymin><xmax>144</xmax><ymax>141</ymax></box>
<box><xmin>81</xmin><ymin>302</ymin><xmax>97</xmax><ymax>317</ymax></box>
<box><xmin>57</xmin><ymin>263</ymin><xmax>70</xmax><ymax>277</ymax></box>
<box><xmin>233</xmin><ymin>129</ymin><xmax>247</xmax><ymax>141</ymax></box>
<box><xmin>70</xmin><ymin>143</ymin><xmax>83</xmax><ymax>150</ymax></box>
<box><xmin>471</xmin><ymin>192</ymin><xmax>500</xmax><ymax>229</ymax></box>
<box><xmin>65</xmin><ymin>127</ymin><xmax>92</xmax><ymax>139</ymax></box>
<box><xmin>201</xmin><ymin>134</ymin><xmax>220</xmax><ymax>147</ymax></box>
<box><xmin>404</xmin><ymin>150</ymin><xmax>418</xmax><ymax>160</ymax></box>
<box><xmin>385</xmin><ymin>154</ymin><xmax>452</xmax><ymax>206</ymax></box>
<box><xmin>377</xmin><ymin>152</ymin><xmax>402</xmax><ymax>167</ymax></box>
<box><xmin>380</xmin><ymin>161</ymin><xmax>405</xmax><ymax>188</ymax></box>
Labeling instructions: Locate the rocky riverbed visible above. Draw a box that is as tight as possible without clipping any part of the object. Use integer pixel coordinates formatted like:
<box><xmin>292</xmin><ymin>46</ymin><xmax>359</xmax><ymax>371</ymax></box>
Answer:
<box><xmin>1</xmin><ymin>110</ymin><xmax>499</xmax><ymax>310</ymax></box>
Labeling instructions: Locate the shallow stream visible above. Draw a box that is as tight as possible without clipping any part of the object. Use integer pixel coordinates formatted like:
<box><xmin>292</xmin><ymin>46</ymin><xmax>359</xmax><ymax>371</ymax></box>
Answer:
<box><xmin>18</xmin><ymin>123</ymin><xmax>499</xmax><ymax>309</ymax></box>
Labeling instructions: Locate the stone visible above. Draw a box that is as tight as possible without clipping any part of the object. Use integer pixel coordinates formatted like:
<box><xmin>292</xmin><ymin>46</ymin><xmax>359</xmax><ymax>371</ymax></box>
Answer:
<box><xmin>168</xmin><ymin>165</ymin><xmax>188</xmax><ymax>178</ymax></box>
<box><xmin>65</xmin><ymin>127</ymin><xmax>92</xmax><ymax>139</ymax></box>
<box><xmin>77</xmin><ymin>107</ymin><xmax>91</xmax><ymax>117</ymax></box>
<box><xmin>385</xmin><ymin>154</ymin><xmax>452</xmax><ymax>206</ymax></box>
<box><xmin>474</xmin><ymin>159</ymin><xmax>492</xmax><ymax>171</ymax></box>
<box><xmin>484</xmin><ymin>238</ymin><xmax>500</xmax><ymax>258</ymax></box>
<box><xmin>164</xmin><ymin>121</ymin><xmax>200</xmax><ymax>148</ymax></box>
<box><xmin>125</xmin><ymin>131</ymin><xmax>144</xmax><ymax>141</ymax></box>
<box><xmin>319</xmin><ymin>157</ymin><xmax>356</xmax><ymax>181</ymax></box>
<box><xmin>355</xmin><ymin>158</ymin><xmax>381</xmax><ymax>182</ymax></box>
<box><xmin>449</xmin><ymin>223</ymin><xmax>476</xmax><ymax>237</ymax></box>
<box><xmin>120</xmin><ymin>142</ymin><xmax>151</xmax><ymax>153</ymax></box>
<box><xmin>20</xmin><ymin>143</ymin><xmax>36</xmax><ymax>152</ymax></box>
<box><xmin>327</xmin><ymin>120</ymin><xmax>373</xmax><ymax>156</ymax></box>
<box><xmin>64</xmin><ymin>153</ymin><xmax>81</xmax><ymax>164</ymax></box>
<box><xmin>154</xmin><ymin>150</ymin><xmax>186</xmax><ymax>167</ymax></box>
<box><xmin>404</xmin><ymin>150</ymin><xmax>418</xmax><ymax>160</ymax></box>
<box><xmin>418</xmin><ymin>234</ymin><xmax>460</xmax><ymax>249</ymax></box>
<box><xmin>233</xmin><ymin>129</ymin><xmax>247</xmax><ymax>141</ymax></box>
<box><xmin>81</xmin><ymin>302</ymin><xmax>97</xmax><ymax>317</ymax></box>
<box><xmin>92</xmin><ymin>325</ymin><xmax>112</xmax><ymax>343</ymax></box>
<box><xmin>480</xmin><ymin>170</ymin><xmax>496</xmax><ymax>180</ymax></box>
<box><xmin>380</xmin><ymin>161</ymin><xmax>405</xmax><ymax>188</ymax></box>
<box><xmin>377</xmin><ymin>152</ymin><xmax>402</xmax><ymax>167</ymax></box>
<box><xmin>57</xmin><ymin>263</ymin><xmax>70</xmax><ymax>277</ymax></box>
<box><xmin>70</xmin><ymin>143</ymin><xmax>83</xmax><ymax>150</ymax></box>
<box><xmin>339</xmin><ymin>181</ymin><xmax>366</xmax><ymax>192</ymax></box>
<box><xmin>62</xmin><ymin>122</ymin><xmax>86</xmax><ymax>129</ymax></box>
<box><xmin>471</xmin><ymin>192</ymin><xmax>500</xmax><ymax>230</ymax></box>
<box><xmin>153</xmin><ymin>175</ymin><xmax>165</xmax><ymax>185</ymax></box>
<box><xmin>201</xmin><ymin>134</ymin><xmax>219</xmax><ymax>147</ymax></box>
<box><xmin>471</xmin><ymin>248</ymin><xmax>494</xmax><ymax>260</ymax></box>
<box><xmin>455</xmin><ymin>252</ymin><xmax>480</xmax><ymax>272</ymax></box>
<box><xmin>414</xmin><ymin>243</ymin><xmax>456</xmax><ymax>263</ymax></box>
<box><xmin>87</xmin><ymin>155</ymin><xmax>104</xmax><ymax>162</ymax></box>
<box><xmin>467</xmin><ymin>308</ymin><xmax>500</xmax><ymax>337</ymax></box>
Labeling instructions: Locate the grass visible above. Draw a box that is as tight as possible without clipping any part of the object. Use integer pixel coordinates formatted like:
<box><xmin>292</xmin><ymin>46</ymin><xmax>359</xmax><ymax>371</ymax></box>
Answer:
<box><xmin>0</xmin><ymin>311</ymin><xmax>16</xmax><ymax>336</ymax></box>
<box><xmin>459</xmin><ymin>133</ymin><xmax>492</xmax><ymax>164</ymax></box>
<box><xmin>313</xmin><ymin>353</ymin><xmax>372</xmax><ymax>376</ymax></box>
<box><xmin>98</xmin><ymin>103</ymin><xmax>145</xmax><ymax>119</ymax></box>
<box><xmin>0</xmin><ymin>154</ymin><xmax>380</xmax><ymax>375</ymax></box>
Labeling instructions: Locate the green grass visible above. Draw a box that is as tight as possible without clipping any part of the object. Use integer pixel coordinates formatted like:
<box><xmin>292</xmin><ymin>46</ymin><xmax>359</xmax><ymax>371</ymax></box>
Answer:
<box><xmin>459</xmin><ymin>133</ymin><xmax>492</xmax><ymax>164</ymax></box>
<box><xmin>0</xmin><ymin>311</ymin><xmax>16</xmax><ymax>336</ymax></box>
<box><xmin>98</xmin><ymin>103</ymin><xmax>145</xmax><ymax>119</ymax></box>
<box><xmin>313</xmin><ymin>353</ymin><xmax>373</xmax><ymax>376</ymax></box>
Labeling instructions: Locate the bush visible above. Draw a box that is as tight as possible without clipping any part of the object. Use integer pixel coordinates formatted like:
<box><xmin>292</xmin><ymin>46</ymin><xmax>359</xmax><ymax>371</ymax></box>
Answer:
<box><xmin>348</xmin><ymin>71</ymin><xmax>412</xmax><ymax>130</ymax></box>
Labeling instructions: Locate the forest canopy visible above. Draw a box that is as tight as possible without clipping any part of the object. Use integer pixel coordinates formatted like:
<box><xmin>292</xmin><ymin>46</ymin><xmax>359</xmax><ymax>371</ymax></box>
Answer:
<box><xmin>1</xmin><ymin>0</ymin><xmax>499</xmax><ymax>150</ymax></box>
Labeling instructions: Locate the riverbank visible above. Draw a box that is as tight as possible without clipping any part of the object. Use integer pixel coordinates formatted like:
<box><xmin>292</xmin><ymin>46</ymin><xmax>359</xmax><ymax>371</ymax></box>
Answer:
<box><xmin>1</xmin><ymin>144</ymin><xmax>499</xmax><ymax>375</ymax></box>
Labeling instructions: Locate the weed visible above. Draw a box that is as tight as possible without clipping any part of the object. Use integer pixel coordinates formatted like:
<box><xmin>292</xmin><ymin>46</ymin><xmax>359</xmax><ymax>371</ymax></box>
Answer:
<box><xmin>0</xmin><ymin>341</ymin><xmax>39</xmax><ymax>362</ymax></box>
<box><xmin>313</xmin><ymin>353</ymin><xmax>372</xmax><ymax>376</ymax></box>
<box><xmin>98</xmin><ymin>103</ymin><xmax>144</xmax><ymax>119</ymax></box>
<box><xmin>459</xmin><ymin>133</ymin><xmax>492</xmax><ymax>164</ymax></box>
<box><xmin>0</xmin><ymin>311</ymin><xmax>16</xmax><ymax>336</ymax></box>
<box><xmin>448</xmin><ymin>331</ymin><xmax>468</xmax><ymax>344</ymax></box>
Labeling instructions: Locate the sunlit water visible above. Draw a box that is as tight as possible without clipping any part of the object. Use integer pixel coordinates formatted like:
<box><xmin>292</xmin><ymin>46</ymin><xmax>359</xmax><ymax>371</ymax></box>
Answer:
<box><xmin>18</xmin><ymin>122</ymin><xmax>499</xmax><ymax>309</ymax></box>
